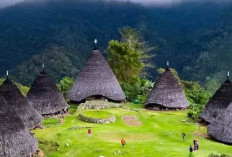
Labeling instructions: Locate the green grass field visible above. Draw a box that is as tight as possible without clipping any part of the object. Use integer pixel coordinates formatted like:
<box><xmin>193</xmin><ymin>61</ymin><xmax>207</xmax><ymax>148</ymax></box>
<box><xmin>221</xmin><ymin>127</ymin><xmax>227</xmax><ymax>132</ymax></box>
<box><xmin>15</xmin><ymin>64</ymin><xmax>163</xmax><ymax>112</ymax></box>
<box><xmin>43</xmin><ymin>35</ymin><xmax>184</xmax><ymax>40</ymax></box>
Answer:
<box><xmin>33</xmin><ymin>103</ymin><xmax>232</xmax><ymax>157</ymax></box>
<box><xmin>80</xmin><ymin>110</ymin><xmax>113</xmax><ymax>119</ymax></box>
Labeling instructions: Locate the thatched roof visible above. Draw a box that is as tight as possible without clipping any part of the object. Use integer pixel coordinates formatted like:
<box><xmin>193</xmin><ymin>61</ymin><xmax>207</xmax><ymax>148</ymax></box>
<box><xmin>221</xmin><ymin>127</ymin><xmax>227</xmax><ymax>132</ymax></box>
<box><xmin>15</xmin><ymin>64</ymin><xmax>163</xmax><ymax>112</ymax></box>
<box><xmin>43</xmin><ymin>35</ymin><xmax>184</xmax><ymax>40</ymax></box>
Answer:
<box><xmin>0</xmin><ymin>95</ymin><xmax>38</xmax><ymax>157</ymax></box>
<box><xmin>0</xmin><ymin>77</ymin><xmax>43</xmax><ymax>129</ymax></box>
<box><xmin>68</xmin><ymin>48</ymin><xmax>126</xmax><ymax>103</ymax></box>
<box><xmin>208</xmin><ymin>102</ymin><xmax>232</xmax><ymax>144</ymax></box>
<box><xmin>201</xmin><ymin>78</ymin><xmax>232</xmax><ymax>123</ymax></box>
<box><xmin>27</xmin><ymin>68</ymin><xmax>68</xmax><ymax>115</ymax></box>
<box><xmin>145</xmin><ymin>68</ymin><xmax>189</xmax><ymax>109</ymax></box>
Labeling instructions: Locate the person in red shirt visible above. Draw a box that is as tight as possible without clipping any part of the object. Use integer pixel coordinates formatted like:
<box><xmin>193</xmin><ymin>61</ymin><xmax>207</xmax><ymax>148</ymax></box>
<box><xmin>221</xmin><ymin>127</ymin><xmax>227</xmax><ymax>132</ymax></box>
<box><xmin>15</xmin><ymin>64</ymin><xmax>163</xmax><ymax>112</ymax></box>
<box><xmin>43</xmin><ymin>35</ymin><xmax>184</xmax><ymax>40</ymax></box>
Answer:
<box><xmin>121</xmin><ymin>138</ymin><xmax>126</xmax><ymax>147</ymax></box>
<box><xmin>88</xmin><ymin>129</ymin><xmax>92</xmax><ymax>137</ymax></box>
<box><xmin>193</xmin><ymin>140</ymin><xmax>197</xmax><ymax>151</ymax></box>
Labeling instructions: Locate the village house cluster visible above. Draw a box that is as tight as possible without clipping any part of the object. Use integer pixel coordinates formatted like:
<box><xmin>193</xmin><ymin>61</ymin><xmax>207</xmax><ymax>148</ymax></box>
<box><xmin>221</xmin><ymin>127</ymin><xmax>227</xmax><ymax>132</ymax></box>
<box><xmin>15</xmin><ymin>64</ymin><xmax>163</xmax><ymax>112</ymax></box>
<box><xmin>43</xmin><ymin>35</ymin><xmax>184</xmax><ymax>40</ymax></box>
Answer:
<box><xmin>0</xmin><ymin>44</ymin><xmax>230</xmax><ymax>156</ymax></box>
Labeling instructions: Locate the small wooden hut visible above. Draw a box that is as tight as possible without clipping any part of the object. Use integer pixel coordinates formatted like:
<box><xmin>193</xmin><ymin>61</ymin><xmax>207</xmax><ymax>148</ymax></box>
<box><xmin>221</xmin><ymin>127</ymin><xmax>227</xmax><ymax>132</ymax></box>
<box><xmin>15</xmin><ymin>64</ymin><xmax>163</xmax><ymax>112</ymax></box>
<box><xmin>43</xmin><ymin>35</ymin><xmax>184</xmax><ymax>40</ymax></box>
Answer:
<box><xmin>27</xmin><ymin>68</ymin><xmax>68</xmax><ymax>115</ymax></box>
<box><xmin>0</xmin><ymin>77</ymin><xmax>43</xmax><ymax>129</ymax></box>
<box><xmin>201</xmin><ymin>76</ymin><xmax>232</xmax><ymax>123</ymax></box>
<box><xmin>208</xmin><ymin>102</ymin><xmax>232</xmax><ymax>144</ymax></box>
<box><xmin>145</xmin><ymin>68</ymin><xmax>189</xmax><ymax>110</ymax></box>
<box><xmin>0</xmin><ymin>94</ymin><xmax>38</xmax><ymax>157</ymax></box>
<box><xmin>68</xmin><ymin>47</ymin><xmax>126</xmax><ymax>103</ymax></box>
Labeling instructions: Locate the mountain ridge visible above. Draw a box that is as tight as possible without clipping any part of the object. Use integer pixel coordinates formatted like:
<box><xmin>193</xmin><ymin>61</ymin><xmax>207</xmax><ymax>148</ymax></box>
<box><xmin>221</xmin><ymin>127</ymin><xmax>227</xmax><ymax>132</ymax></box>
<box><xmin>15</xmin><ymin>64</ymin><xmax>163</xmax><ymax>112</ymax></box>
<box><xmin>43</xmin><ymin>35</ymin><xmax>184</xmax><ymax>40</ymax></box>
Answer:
<box><xmin>0</xmin><ymin>0</ymin><xmax>232</xmax><ymax>90</ymax></box>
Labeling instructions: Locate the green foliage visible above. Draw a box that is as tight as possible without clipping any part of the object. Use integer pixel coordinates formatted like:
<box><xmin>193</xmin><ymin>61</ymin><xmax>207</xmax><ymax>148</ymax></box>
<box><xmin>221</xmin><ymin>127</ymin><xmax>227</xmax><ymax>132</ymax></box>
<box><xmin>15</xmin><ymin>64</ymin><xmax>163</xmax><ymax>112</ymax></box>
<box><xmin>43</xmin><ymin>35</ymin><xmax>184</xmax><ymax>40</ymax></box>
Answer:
<box><xmin>108</xmin><ymin>40</ymin><xmax>143</xmax><ymax>81</ymax></box>
<box><xmin>120</xmin><ymin>78</ymin><xmax>153</xmax><ymax>103</ymax></box>
<box><xmin>16</xmin><ymin>83</ymin><xmax>30</xmax><ymax>96</ymax></box>
<box><xmin>68</xmin><ymin>104</ymin><xmax>78</xmax><ymax>114</ymax></box>
<box><xmin>13</xmin><ymin>45</ymin><xmax>73</xmax><ymax>85</ymax></box>
<box><xmin>182</xmin><ymin>81</ymin><xmax>212</xmax><ymax>119</ymax></box>
<box><xmin>119</xmin><ymin>26</ymin><xmax>155</xmax><ymax>71</ymax></box>
<box><xmin>57</xmin><ymin>77</ymin><xmax>74</xmax><ymax>99</ymax></box>
<box><xmin>108</xmin><ymin>26</ymin><xmax>155</xmax><ymax>81</ymax></box>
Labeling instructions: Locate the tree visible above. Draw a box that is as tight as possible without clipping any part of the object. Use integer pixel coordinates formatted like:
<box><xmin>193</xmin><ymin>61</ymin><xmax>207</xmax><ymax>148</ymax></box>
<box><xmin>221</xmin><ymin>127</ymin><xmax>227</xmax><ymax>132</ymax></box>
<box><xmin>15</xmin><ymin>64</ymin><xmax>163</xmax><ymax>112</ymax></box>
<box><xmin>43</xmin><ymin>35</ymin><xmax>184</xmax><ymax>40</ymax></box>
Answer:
<box><xmin>120</xmin><ymin>78</ymin><xmax>153</xmax><ymax>103</ymax></box>
<box><xmin>57</xmin><ymin>77</ymin><xmax>74</xmax><ymax>99</ymax></box>
<box><xmin>108</xmin><ymin>40</ymin><xmax>143</xmax><ymax>81</ymax></box>
<box><xmin>120</xmin><ymin>27</ymin><xmax>155</xmax><ymax>72</ymax></box>
<box><xmin>107</xmin><ymin>26</ymin><xmax>155</xmax><ymax>81</ymax></box>
<box><xmin>182</xmin><ymin>80</ymin><xmax>212</xmax><ymax>119</ymax></box>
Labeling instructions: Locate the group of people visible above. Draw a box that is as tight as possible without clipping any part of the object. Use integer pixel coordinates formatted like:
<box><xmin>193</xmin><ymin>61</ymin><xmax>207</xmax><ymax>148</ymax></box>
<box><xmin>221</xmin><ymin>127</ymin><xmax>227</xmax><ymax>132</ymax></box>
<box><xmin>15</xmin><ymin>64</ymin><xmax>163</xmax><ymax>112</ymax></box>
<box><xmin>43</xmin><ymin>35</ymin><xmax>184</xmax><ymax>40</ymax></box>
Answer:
<box><xmin>183</xmin><ymin>133</ymin><xmax>199</xmax><ymax>153</ymax></box>
<box><xmin>189</xmin><ymin>140</ymin><xmax>199</xmax><ymax>153</ymax></box>
<box><xmin>87</xmin><ymin>130</ymin><xmax>201</xmax><ymax>152</ymax></box>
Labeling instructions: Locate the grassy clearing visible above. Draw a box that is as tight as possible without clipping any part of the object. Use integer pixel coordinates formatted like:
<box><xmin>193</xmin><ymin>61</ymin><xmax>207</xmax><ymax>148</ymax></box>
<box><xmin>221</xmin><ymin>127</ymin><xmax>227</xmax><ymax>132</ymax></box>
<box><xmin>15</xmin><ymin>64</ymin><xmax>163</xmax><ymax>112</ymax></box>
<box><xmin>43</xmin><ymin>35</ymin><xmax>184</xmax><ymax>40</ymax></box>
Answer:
<box><xmin>33</xmin><ymin>103</ymin><xmax>232</xmax><ymax>157</ymax></box>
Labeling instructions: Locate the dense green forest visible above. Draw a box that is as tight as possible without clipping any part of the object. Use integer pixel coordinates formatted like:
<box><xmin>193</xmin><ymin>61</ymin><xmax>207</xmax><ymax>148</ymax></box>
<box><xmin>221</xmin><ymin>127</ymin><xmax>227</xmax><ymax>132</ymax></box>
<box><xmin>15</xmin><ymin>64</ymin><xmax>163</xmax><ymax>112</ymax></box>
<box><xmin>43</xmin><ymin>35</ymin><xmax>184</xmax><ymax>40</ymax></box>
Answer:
<box><xmin>0</xmin><ymin>0</ymin><xmax>232</xmax><ymax>91</ymax></box>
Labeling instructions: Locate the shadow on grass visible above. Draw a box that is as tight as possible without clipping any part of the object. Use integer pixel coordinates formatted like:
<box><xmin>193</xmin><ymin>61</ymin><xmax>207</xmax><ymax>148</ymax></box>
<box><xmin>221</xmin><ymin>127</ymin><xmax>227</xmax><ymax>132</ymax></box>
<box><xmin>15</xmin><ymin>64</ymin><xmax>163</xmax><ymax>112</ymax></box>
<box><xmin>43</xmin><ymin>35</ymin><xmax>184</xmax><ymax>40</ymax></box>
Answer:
<box><xmin>39</xmin><ymin>140</ymin><xmax>59</xmax><ymax>155</ymax></box>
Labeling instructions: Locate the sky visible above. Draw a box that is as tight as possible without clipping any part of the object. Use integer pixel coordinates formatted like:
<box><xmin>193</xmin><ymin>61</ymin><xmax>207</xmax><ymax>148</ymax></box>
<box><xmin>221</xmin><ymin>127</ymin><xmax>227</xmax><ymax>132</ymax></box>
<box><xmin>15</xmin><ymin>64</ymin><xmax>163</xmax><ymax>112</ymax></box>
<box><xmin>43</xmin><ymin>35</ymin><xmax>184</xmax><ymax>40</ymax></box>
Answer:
<box><xmin>0</xmin><ymin>0</ymin><xmax>229</xmax><ymax>8</ymax></box>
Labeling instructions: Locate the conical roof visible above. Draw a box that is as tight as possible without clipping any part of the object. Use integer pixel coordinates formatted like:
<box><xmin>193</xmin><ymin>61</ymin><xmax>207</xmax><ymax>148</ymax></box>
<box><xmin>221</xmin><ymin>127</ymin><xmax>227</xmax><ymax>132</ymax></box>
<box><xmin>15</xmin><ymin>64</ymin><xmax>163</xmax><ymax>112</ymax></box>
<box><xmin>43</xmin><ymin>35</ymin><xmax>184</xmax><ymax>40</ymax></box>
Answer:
<box><xmin>201</xmin><ymin>78</ymin><xmax>232</xmax><ymax>123</ymax></box>
<box><xmin>0</xmin><ymin>77</ymin><xmax>43</xmax><ymax>129</ymax></box>
<box><xmin>208</xmin><ymin>102</ymin><xmax>232</xmax><ymax>144</ymax></box>
<box><xmin>0</xmin><ymin>94</ymin><xmax>38</xmax><ymax>157</ymax></box>
<box><xmin>27</xmin><ymin>69</ymin><xmax>68</xmax><ymax>115</ymax></box>
<box><xmin>68</xmin><ymin>48</ymin><xmax>126</xmax><ymax>103</ymax></box>
<box><xmin>145</xmin><ymin>68</ymin><xmax>189</xmax><ymax>109</ymax></box>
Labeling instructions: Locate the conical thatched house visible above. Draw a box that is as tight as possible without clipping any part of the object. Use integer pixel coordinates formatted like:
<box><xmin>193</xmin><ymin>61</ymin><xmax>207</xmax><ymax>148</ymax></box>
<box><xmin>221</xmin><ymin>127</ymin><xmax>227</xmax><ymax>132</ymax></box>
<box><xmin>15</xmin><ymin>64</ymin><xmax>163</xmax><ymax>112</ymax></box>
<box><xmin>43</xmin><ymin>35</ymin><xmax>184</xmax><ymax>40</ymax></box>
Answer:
<box><xmin>68</xmin><ymin>47</ymin><xmax>126</xmax><ymax>103</ymax></box>
<box><xmin>0</xmin><ymin>94</ymin><xmax>38</xmax><ymax>157</ymax></box>
<box><xmin>201</xmin><ymin>77</ymin><xmax>232</xmax><ymax>123</ymax></box>
<box><xmin>145</xmin><ymin>68</ymin><xmax>189</xmax><ymax>110</ymax></box>
<box><xmin>27</xmin><ymin>68</ymin><xmax>68</xmax><ymax>115</ymax></box>
<box><xmin>208</xmin><ymin>102</ymin><xmax>232</xmax><ymax>144</ymax></box>
<box><xmin>0</xmin><ymin>77</ymin><xmax>43</xmax><ymax>129</ymax></box>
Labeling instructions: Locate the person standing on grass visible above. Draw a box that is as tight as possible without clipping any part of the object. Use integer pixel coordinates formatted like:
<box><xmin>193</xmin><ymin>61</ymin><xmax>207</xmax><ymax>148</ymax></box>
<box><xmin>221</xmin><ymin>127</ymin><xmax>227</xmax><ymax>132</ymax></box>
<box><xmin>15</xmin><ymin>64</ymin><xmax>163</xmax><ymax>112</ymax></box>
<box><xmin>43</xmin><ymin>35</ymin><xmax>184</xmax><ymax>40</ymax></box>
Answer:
<box><xmin>189</xmin><ymin>145</ymin><xmax>194</xmax><ymax>157</ymax></box>
<box><xmin>121</xmin><ymin>138</ymin><xmax>126</xmax><ymax>147</ymax></box>
<box><xmin>182</xmin><ymin>132</ymin><xmax>186</xmax><ymax>140</ymax></box>
<box><xmin>88</xmin><ymin>129</ymin><xmax>92</xmax><ymax>137</ymax></box>
<box><xmin>193</xmin><ymin>140</ymin><xmax>197</xmax><ymax>151</ymax></box>
<box><xmin>189</xmin><ymin>145</ymin><xmax>193</xmax><ymax>157</ymax></box>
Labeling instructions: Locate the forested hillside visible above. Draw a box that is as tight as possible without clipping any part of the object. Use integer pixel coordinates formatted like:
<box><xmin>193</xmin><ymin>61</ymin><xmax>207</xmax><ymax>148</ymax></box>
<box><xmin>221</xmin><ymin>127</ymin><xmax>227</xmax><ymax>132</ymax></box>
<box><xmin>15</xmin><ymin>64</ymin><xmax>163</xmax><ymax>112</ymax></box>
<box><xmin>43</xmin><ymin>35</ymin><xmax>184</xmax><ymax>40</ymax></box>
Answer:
<box><xmin>0</xmin><ymin>0</ymin><xmax>232</xmax><ymax>90</ymax></box>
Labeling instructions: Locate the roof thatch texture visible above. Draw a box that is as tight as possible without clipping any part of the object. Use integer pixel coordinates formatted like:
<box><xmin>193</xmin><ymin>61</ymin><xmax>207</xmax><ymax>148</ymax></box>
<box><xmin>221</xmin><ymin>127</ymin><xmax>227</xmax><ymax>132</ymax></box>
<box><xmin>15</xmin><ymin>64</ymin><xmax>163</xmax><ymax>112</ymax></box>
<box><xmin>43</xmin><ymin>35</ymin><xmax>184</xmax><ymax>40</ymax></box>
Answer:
<box><xmin>145</xmin><ymin>68</ymin><xmax>189</xmax><ymax>109</ymax></box>
<box><xmin>201</xmin><ymin>79</ymin><xmax>232</xmax><ymax>123</ymax></box>
<box><xmin>208</xmin><ymin>102</ymin><xmax>232</xmax><ymax>144</ymax></box>
<box><xmin>0</xmin><ymin>95</ymin><xmax>38</xmax><ymax>157</ymax></box>
<box><xmin>0</xmin><ymin>77</ymin><xmax>43</xmax><ymax>129</ymax></box>
<box><xmin>27</xmin><ymin>69</ymin><xmax>68</xmax><ymax>115</ymax></box>
<box><xmin>68</xmin><ymin>48</ymin><xmax>126</xmax><ymax>103</ymax></box>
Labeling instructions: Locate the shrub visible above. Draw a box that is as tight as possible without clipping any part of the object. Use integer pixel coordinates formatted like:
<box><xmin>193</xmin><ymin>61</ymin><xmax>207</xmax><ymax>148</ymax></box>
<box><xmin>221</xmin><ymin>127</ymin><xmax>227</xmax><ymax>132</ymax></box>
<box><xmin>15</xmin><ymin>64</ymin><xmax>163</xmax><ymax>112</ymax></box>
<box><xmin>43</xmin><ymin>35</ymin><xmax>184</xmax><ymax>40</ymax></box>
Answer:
<box><xmin>57</xmin><ymin>77</ymin><xmax>74</xmax><ymax>99</ymax></box>
<box><xmin>120</xmin><ymin>78</ymin><xmax>153</xmax><ymax>103</ymax></box>
<box><xmin>182</xmin><ymin>81</ymin><xmax>212</xmax><ymax>119</ymax></box>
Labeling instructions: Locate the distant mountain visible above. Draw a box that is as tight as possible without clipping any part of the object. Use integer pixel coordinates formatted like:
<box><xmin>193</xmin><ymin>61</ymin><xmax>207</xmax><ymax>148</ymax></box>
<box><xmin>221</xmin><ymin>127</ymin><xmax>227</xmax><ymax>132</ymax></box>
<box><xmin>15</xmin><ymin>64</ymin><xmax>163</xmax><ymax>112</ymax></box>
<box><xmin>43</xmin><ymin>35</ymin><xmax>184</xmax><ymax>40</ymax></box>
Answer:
<box><xmin>0</xmin><ymin>0</ymin><xmax>232</xmax><ymax>90</ymax></box>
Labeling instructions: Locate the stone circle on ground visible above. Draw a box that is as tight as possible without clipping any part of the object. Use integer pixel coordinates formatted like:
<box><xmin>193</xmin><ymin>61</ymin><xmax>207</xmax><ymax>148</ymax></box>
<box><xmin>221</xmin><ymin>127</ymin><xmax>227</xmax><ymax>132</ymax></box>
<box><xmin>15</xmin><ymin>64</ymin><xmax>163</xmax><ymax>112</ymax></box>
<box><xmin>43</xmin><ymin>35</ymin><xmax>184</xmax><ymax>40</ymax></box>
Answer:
<box><xmin>79</xmin><ymin>110</ymin><xmax>116</xmax><ymax>124</ymax></box>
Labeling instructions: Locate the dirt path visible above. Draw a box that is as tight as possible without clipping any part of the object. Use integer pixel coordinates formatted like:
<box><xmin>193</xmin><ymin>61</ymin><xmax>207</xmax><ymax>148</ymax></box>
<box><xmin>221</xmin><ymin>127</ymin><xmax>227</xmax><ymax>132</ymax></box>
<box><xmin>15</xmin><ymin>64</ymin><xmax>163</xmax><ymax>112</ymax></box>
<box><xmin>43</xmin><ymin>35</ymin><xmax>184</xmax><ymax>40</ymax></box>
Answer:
<box><xmin>122</xmin><ymin>116</ymin><xmax>142</xmax><ymax>126</ymax></box>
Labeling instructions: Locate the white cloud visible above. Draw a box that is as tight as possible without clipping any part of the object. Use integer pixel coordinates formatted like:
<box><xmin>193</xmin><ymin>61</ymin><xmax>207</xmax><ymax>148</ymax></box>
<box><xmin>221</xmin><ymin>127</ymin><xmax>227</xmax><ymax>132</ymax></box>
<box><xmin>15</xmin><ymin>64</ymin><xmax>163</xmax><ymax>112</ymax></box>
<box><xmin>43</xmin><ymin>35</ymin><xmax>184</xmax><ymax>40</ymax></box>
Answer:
<box><xmin>0</xmin><ymin>0</ymin><xmax>230</xmax><ymax>8</ymax></box>
<box><xmin>0</xmin><ymin>0</ymin><xmax>24</xmax><ymax>8</ymax></box>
